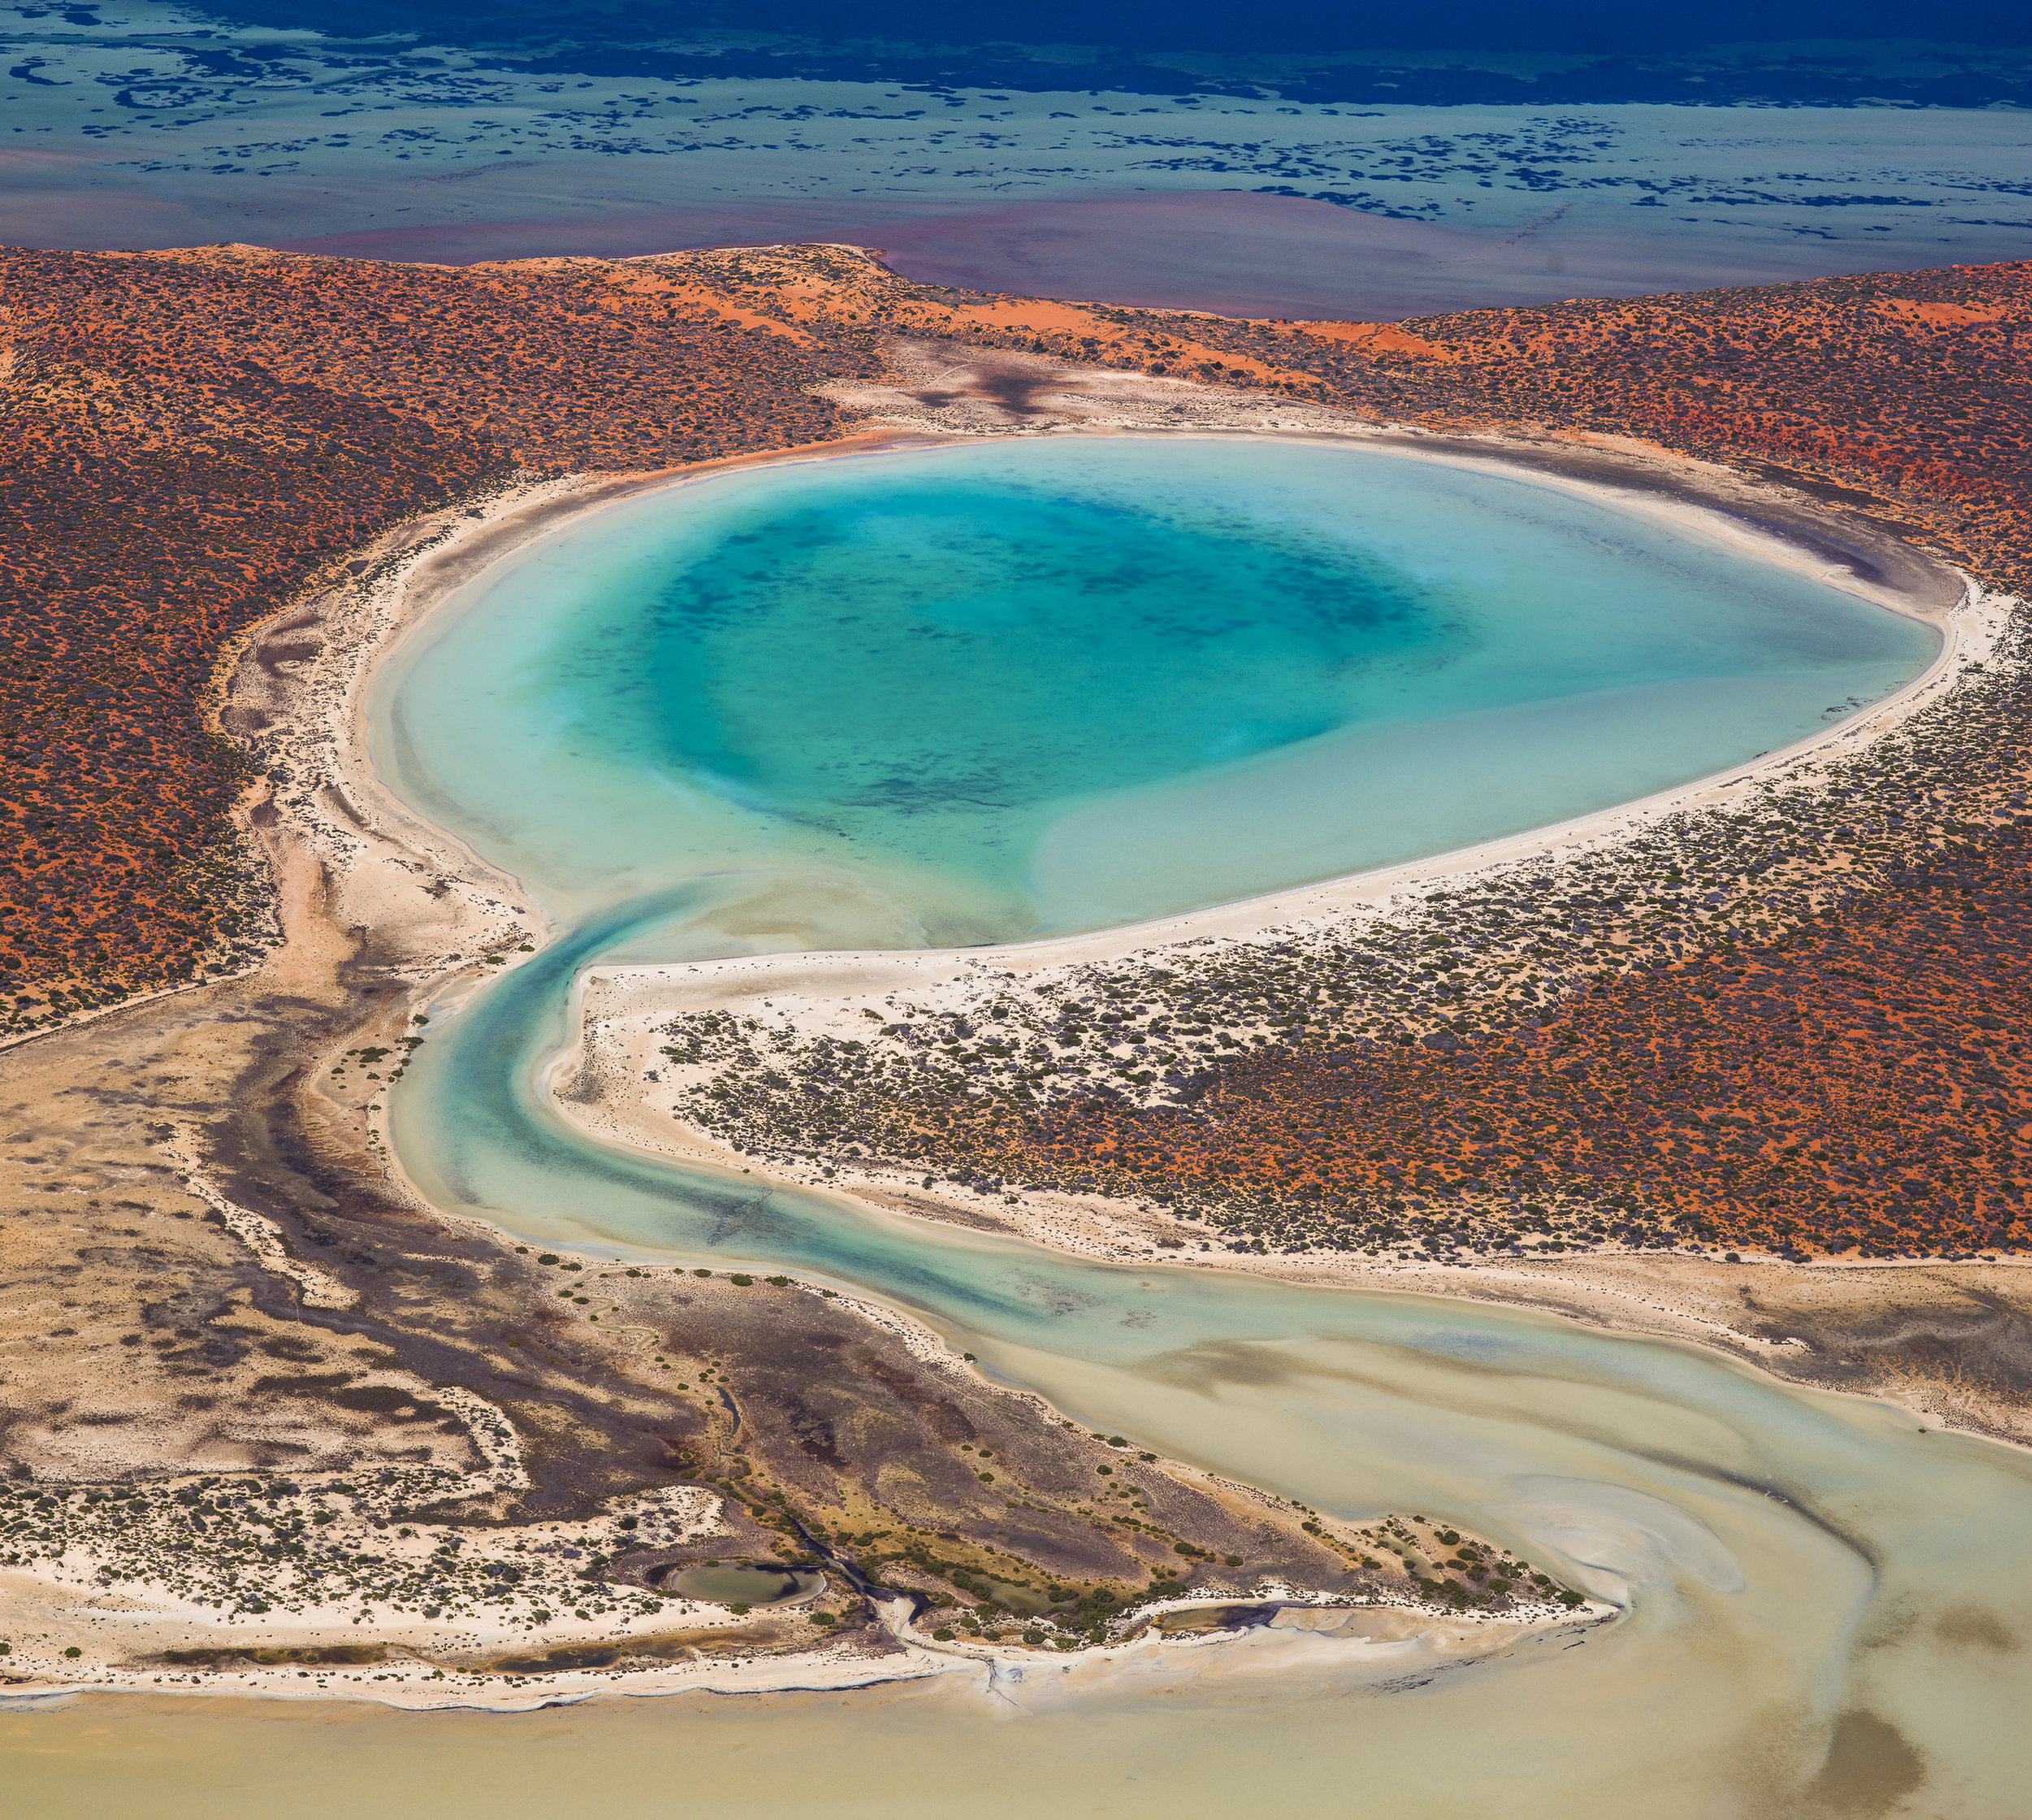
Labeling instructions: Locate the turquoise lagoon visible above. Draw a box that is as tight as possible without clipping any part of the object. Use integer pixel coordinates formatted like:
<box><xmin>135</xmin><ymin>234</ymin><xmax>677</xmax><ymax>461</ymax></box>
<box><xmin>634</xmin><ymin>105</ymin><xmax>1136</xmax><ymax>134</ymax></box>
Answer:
<box><xmin>372</xmin><ymin>436</ymin><xmax>1934</xmax><ymax>958</ymax></box>
<box><xmin>262</xmin><ymin>435</ymin><xmax>2032</xmax><ymax>1818</ymax></box>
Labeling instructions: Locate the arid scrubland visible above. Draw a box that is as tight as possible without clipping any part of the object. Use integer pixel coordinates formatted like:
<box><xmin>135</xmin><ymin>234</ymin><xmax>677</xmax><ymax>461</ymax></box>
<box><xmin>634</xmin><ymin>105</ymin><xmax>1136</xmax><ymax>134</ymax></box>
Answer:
<box><xmin>5</xmin><ymin>240</ymin><xmax>2032</xmax><ymax>1686</ymax></box>
<box><xmin>5</xmin><ymin>243</ymin><xmax>2027</xmax><ymax>1030</ymax></box>
<box><xmin>657</xmin><ymin>613</ymin><xmax>2032</xmax><ymax>1262</ymax></box>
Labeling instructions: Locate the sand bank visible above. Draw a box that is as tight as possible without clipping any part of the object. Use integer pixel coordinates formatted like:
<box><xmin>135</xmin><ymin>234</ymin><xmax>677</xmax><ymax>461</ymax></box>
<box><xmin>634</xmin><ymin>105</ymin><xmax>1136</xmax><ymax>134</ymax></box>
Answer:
<box><xmin>23</xmin><ymin>386</ymin><xmax>1982</xmax><ymax>1706</ymax></box>
<box><xmin>0</xmin><ymin>1573</ymin><xmax>1599</xmax><ymax>1714</ymax></box>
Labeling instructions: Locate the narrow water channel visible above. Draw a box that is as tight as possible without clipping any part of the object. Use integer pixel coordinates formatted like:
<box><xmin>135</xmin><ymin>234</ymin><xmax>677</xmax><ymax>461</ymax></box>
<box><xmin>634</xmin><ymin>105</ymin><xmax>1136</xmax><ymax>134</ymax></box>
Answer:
<box><xmin>5</xmin><ymin>439</ymin><xmax>2000</xmax><ymax>1817</ymax></box>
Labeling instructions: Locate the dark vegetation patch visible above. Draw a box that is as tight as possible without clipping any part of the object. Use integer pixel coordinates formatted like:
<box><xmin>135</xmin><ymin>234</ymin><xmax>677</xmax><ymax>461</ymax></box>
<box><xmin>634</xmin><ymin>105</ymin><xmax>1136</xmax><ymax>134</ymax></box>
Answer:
<box><xmin>159</xmin><ymin>1644</ymin><xmax>385</xmax><ymax>1666</ymax></box>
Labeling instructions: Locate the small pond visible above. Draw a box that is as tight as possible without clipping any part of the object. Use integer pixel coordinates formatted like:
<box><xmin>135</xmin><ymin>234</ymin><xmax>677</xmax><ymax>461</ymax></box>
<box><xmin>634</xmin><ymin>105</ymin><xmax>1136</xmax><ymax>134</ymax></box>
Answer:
<box><xmin>666</xmin><ymin>1565</ymin><xmax>826</xmax><ymax>1607</ymax></box>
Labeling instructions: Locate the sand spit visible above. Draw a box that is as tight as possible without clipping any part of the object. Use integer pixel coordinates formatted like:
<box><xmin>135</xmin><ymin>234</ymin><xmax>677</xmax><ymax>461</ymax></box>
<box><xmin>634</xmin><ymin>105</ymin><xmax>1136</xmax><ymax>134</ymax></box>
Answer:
<box><xmin>533</xmin><ymin>415</ymin><xmax>1982</xmax><ymax>1123</ymax></box>
<box><xmin>0</xmin><ymin>1571</ymin><xmax>1603</xmax><ymax>1714</ymax></box>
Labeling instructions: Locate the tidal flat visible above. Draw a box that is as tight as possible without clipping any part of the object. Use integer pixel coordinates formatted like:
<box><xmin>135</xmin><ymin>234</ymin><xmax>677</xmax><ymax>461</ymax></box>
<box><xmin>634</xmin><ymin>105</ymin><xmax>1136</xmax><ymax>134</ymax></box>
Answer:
<box><xmin>251</xmin><ymin>428</ymin><xmax>2032</xmax><ymax>1811</ymax></box>
<box><xmin>5</xmin><ymin>267</ymin><xmax>2032</xmax><ymax>1815</ymax></box>
<box><xmin>11</xmin><ymin>0</ymin><xmax>2032</xmax><ymax>319</ymax></box>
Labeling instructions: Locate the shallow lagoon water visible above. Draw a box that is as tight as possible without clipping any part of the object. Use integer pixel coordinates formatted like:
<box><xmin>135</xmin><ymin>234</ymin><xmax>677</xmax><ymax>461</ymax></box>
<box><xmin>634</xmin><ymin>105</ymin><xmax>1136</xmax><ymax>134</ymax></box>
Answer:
<box><xmin>9</xmin><ymin>1276</ymin><xmax>2031</xmax><ymax>1816</ymax></box>
<box><xmin>372</xmin><ymin>437</ymin><xmax>1932</xmax><ymax>954</ymax></box>
<box><xmin>15</xmin><ymin>441</ymin><xmax>2016</xmax><ymax>1813</ymax></box>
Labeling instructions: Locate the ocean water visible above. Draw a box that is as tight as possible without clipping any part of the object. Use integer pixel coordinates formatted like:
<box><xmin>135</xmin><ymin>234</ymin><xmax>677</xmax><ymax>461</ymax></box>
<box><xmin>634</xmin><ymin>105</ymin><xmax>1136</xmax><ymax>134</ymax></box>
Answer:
<box><xmin>373</xmin><ymin>436</ymin><xmax>1933</xmax><ymax>955</ymax></box>
<box><xmin>12</xmin><ymin>3</ymin><xmax>2032</xmax><ymax>315</ymax></box>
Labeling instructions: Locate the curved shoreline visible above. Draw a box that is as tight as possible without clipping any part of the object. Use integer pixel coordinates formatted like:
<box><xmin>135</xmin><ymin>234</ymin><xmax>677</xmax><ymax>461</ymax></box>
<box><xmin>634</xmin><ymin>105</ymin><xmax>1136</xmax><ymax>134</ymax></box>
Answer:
<box><xmin>12</xmin><ymin>403</ymin><xmax>1998</xmax><ymax>1712</ymax></box>
<box><xmin>333</xmin><ymin>410</ymin><xmax>2007</xmax><ymax>1366</ymax></box>
<box><xmin>457</xmin><ymin>424</ymin><xmax>2030</xmax><ymax>1440</ymax></box>
<box><xmin>359</xmin><ymin>415</ymin><xmax>1981</xmax><ymax>986</ymax></box>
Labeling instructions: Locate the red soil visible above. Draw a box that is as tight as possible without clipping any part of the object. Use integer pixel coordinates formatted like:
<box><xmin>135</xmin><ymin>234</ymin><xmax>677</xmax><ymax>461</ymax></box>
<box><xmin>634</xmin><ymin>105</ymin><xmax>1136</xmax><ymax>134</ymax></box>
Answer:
<box><xmin>979</xmin><ymin>829</ymin><xmax>2032</xmax><ymax>1257</ymax></box>
<box><xmin>0</xmin><ymin>243</ymin><xmax>874</xmax><ymax>1023</ymax></box>
<box><xmin>7</xmin><ymin>238</ymin><xmax>2031</xmax><ymax>1279</ymax></box>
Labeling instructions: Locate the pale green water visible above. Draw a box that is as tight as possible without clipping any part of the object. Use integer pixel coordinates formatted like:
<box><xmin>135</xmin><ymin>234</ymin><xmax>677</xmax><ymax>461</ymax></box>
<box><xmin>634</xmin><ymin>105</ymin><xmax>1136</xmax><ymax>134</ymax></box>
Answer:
<box><xmin>665</xmin><ymin>1565</ymin><xmax>825</xmax><ymax>1605</ymax></box>
<box><xmin>7</xmin><ymin>440</ymin><xmax>2009</xmax><ymax>1816</ymax></box>
<box><xmin>7</xmin><ymin>1310</ymin><xmax>2028</xmax><ymax>1816</ymax></box>
<box><xmin>371</xmin><ymin>436</ymin><xmax>1932</xmax><ymax>953</ymax></box>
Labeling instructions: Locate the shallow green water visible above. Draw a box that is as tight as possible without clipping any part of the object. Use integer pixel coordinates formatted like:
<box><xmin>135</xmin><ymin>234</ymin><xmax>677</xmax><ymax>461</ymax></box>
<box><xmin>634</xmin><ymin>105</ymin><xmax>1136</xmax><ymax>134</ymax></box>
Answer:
<box><xmin>664</xmin><ymin>1565</ymin><xmax>824</xmax><ymax>1605</ymax></box>
<box><xmin>372</xmin><ymin>437</ymin><xmax>1931</xmax><ymax>952</ymax></box>
<box><xmin>10</xmin><ymin>440</ymin><xmax>2008</xmax><ymax>1815</ymax></box>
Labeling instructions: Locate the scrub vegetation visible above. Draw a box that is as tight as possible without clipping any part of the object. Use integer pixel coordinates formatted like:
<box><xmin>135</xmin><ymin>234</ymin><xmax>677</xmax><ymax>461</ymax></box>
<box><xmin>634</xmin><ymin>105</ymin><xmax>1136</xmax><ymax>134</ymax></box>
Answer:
<box><xmin>4</xmin><ymin>238</ymin><xmax>2025</xmax><ymax>1063</ymax></box>
<box><xmin>665</xmin><ymin>629</ymin><xmax>2032</xmax><ymax>1261</ymax></box>
<box><xmin>0</xmin><ymin>244</ymin><xmax>872</xmax><ymax>1032</ymax></box>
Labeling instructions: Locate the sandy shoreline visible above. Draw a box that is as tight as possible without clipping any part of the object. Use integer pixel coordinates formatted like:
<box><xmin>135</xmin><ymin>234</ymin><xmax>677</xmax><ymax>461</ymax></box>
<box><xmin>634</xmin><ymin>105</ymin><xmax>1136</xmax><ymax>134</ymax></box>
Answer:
<box><xmin>11</xmin><ymin>392</ymin><xmax>2006</xmax><ymax>1710</ymax></box>
<box><xmin>556</xmin><ymin>1025</ymin><xmax>2032</xmax><ymax>1449</ymax></box>
<box><xmin>538</xmin><ymin>428</ymin><xmax>1982</xmax><ymax>994</ymax></box>
<box><xmin>0</xmin><ymin>1587</ymin><xmax>1602</xmax><ymax>1714</ymax></box>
